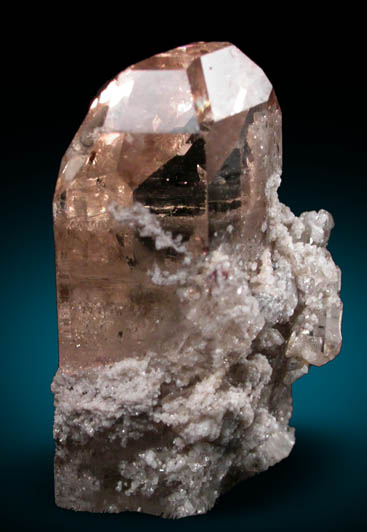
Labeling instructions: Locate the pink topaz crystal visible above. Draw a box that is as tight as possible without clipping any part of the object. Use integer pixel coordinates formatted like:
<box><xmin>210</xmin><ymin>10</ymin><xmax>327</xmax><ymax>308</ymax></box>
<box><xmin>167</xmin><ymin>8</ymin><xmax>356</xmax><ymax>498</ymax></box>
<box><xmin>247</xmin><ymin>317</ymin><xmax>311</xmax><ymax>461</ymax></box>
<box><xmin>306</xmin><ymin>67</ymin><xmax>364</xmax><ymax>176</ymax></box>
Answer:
<box><xmin>52</xmin><ymin>42</ymin><xmax>342</xmax><ymax>518</ymax></box>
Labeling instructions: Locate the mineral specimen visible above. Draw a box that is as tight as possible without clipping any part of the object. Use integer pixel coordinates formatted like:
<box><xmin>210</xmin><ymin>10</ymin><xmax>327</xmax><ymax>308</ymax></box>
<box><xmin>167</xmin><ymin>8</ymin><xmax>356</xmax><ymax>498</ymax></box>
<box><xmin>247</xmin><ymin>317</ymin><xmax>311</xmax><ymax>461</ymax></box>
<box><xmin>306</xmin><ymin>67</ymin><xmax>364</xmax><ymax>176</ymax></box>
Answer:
<box><xmin>52</xmin><ymin>42</ymin><xmax>343</xmax><ymax>518</ymax></box>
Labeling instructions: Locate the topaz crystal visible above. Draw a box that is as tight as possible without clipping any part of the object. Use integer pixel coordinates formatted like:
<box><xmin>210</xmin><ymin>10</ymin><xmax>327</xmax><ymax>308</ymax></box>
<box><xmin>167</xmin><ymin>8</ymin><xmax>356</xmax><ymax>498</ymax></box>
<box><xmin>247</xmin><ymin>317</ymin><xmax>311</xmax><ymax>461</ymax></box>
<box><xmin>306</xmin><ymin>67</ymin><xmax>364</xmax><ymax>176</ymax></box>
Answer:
<box><xmin>52</xmin><ymin>42</ymin><xmax>343</xmax><ymax>518</ymax></box>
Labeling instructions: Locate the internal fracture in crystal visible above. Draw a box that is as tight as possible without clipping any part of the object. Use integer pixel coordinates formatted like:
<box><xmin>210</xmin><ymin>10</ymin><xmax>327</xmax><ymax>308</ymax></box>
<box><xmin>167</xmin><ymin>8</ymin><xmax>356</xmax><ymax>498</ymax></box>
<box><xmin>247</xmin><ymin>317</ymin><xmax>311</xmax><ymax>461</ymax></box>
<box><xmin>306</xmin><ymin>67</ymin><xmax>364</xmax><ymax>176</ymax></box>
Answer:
<box><xmin>52</xmin><ymin>42</ymin><xmax>343</xmax><ymax>518</ymax></box>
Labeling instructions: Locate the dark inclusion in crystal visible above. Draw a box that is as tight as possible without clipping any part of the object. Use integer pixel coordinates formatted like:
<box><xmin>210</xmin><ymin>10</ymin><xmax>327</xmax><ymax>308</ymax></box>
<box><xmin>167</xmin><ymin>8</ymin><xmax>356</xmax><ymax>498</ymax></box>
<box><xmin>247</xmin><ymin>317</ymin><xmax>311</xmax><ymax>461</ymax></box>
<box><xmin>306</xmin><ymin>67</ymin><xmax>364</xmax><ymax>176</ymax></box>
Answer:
<box><xmin>134</xmin><ymin>137</ymin><xmax>207</xmax><ymax>217</ymax></box>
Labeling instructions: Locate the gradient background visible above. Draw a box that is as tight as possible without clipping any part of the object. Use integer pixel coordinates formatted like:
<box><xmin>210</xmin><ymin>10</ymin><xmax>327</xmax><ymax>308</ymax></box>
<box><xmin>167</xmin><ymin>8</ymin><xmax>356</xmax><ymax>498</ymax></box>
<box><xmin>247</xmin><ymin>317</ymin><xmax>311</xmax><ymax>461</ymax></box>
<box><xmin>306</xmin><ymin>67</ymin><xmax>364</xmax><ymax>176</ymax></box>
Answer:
<box><xmin>2</xmin><ymin>10</ymin><xmax>366</xmax><ymax>531</ymax></box>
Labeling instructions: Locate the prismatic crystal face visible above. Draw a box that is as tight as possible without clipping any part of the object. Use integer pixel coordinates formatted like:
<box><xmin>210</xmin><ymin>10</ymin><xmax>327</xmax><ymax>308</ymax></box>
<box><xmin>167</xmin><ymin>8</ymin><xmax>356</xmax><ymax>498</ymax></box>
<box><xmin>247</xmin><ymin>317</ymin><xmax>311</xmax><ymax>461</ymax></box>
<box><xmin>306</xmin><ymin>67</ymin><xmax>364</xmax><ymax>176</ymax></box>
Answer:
<box><xmin>52</xmin><ymin>42</ymin><xmax>342</xmax><ymax>518</ymax></box>
<box><xmin>53</xmin><ymin>42</ymin><xmax>282</xmax><ymax>369</ymax></box>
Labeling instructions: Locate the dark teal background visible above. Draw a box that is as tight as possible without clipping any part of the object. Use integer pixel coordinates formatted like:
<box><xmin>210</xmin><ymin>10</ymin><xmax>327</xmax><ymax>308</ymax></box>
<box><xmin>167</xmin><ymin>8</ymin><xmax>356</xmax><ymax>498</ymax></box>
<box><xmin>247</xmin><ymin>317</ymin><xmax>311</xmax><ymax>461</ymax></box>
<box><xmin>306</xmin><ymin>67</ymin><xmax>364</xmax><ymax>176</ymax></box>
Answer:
<box><xmin>2</xmin><ymin>11</ymin><xmax>366</xmax><ymax>531</ymax></box>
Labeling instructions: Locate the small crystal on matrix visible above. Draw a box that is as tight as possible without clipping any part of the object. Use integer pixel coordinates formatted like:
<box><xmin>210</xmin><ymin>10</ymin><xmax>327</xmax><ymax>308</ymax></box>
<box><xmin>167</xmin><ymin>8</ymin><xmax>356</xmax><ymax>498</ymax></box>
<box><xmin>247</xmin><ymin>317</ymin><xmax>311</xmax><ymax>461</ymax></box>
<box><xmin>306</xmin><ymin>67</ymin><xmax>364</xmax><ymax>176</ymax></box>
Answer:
<box><xmin>52</xmin><ymin>42</ymin><xmax>343</xmax><ymax>518</ymax></box>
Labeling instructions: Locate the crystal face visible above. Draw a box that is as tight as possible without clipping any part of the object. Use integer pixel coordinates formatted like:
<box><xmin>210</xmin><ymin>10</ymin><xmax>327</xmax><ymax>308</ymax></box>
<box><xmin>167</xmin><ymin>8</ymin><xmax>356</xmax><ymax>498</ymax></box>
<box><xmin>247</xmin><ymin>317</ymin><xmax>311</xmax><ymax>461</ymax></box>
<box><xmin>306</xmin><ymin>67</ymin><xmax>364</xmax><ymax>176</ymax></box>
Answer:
<box><xmin>52</xmin><ymin>42</ymin><xmax>342</xmax><ymax>518</ymax></box>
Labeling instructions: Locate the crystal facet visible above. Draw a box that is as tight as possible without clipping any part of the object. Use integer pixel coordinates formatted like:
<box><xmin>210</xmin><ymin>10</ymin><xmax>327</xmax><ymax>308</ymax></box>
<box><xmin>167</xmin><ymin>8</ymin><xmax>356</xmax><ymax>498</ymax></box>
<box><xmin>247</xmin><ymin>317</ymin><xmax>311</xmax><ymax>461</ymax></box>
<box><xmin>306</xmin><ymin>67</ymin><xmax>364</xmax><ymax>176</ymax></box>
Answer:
<box><xmin>52</xmin><ymin>42</ymin><xmax>342</xmax><ymax>518</ymax></box>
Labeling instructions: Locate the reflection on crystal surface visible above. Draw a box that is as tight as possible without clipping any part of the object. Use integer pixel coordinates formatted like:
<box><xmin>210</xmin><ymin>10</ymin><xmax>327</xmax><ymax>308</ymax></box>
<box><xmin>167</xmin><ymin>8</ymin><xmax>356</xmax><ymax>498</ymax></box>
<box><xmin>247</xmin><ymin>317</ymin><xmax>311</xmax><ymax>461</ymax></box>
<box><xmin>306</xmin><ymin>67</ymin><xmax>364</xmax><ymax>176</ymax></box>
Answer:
<box><xmin>104</xmin><ymin>70</ymin><xmax>199</xmax><ymax>133</ymax></box>
<box><xmin>201</xmin><ymin>45</ymin><xmax>272</xmax><ymax>121</ymax></box>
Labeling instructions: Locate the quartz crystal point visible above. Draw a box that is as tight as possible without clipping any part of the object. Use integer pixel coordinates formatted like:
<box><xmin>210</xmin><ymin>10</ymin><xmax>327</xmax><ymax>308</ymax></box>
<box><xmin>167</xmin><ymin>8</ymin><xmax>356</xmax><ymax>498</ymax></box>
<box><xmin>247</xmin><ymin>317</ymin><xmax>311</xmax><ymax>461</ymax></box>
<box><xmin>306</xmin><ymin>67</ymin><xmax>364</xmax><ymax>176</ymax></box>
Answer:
<box><xmin>52</xmin><ymin>42</ymin><xmax>343</xmax><ymax>518</ymax></box>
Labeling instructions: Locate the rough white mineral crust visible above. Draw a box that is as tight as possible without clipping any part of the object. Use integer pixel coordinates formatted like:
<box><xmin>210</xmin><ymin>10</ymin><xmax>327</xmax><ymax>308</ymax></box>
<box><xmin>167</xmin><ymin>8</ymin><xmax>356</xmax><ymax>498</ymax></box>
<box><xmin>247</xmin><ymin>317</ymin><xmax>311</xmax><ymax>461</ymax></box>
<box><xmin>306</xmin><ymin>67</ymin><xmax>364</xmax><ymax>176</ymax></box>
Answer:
<box><xmin>52</xmin><ymin>42</ymin><xmax>342</xmax><ymax>518</ymax></box>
